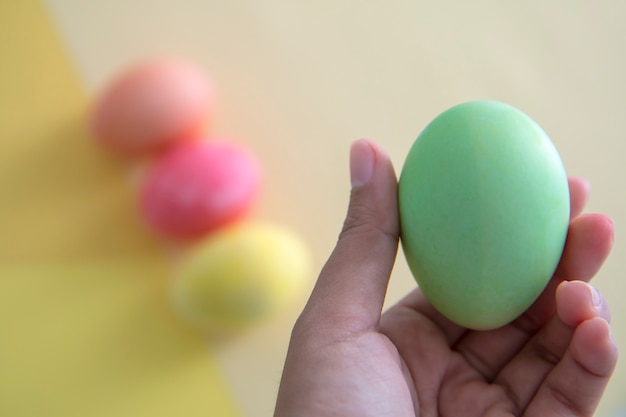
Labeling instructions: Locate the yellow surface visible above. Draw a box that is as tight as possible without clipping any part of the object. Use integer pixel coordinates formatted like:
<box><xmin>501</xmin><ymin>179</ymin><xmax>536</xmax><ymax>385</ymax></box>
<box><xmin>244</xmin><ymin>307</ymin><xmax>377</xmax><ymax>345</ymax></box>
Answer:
<box><xmin>5</xmin><ymin>1</ymin><xmax>626</xmax><ymax>417</ymax></box>
<box><xmin>0</xmin><ymin>1</ymin><xmax>238</xmax><ymax>416</ymax></box>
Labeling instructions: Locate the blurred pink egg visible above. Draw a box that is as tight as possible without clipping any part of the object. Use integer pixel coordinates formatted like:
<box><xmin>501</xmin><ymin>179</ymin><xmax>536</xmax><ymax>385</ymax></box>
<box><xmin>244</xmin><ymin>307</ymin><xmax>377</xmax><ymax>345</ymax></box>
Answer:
<box><xmin>91</xmin><ymin>58</ymin><xmax>215</xmax><ymax>155</ymax></box>
<box><xmin>139</xmin><ymin>139</ymin><xmax>262</xmax><ymax>240</ymax></box>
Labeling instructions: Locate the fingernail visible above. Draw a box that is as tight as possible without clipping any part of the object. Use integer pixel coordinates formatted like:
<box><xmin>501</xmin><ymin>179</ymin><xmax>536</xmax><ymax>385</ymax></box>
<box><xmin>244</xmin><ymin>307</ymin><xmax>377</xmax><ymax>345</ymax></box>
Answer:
<box><xmin>350</xmin><ymin>140</ymin><xmax>375</xmax><ymax>188</ymax></box>
<box><xmin>589</xmin><ymin>285</ymin><xmax>602</xmax><ymax>307</ymax></box>
<box><xmin>608</xmin><ymin>325</ymin><xmax>616</xmax><ymax>344</ymax></box>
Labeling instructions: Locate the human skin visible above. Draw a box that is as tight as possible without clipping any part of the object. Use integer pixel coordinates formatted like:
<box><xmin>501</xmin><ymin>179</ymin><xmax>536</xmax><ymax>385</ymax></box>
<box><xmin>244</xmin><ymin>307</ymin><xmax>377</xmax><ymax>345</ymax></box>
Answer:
<box><xmin>274</xmin><ymin>139</ymin><xmax>617</xmax><ymax>417</ymax></box>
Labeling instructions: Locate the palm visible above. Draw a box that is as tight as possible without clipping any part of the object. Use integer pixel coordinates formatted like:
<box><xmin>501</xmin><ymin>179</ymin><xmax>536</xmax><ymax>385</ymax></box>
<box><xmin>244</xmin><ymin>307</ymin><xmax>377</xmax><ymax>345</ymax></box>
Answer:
<box><xmin>275</xmin><ymin>140</ymin><xmax>616</xmax><ymax>417</ymax></box>
<box><xmin>375</xmin><ymin>177</ymin><xmax>614</xmax><ymax>416</ymax></box>
<box><xmin>313</xmin><ymin>177</ymin><xmax>612</xmax><ymax>416</ymax></box>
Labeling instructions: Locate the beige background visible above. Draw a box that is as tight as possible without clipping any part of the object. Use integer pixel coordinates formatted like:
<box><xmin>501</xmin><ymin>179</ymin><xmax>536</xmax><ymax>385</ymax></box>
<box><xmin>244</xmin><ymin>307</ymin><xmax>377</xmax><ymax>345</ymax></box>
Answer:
<box><xmin>44</xmin><ymin>1</ymin><xmax>626</xmax><ymax>416</ymax></box>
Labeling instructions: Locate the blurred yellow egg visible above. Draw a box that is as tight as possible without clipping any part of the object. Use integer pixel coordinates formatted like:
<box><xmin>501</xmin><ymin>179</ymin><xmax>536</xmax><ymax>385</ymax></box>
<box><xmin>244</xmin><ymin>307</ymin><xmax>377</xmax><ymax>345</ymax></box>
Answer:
<box><xmin>172</xmin><ymin>223</ymin><xmax>311</xmax><ymax>334</ymax></box>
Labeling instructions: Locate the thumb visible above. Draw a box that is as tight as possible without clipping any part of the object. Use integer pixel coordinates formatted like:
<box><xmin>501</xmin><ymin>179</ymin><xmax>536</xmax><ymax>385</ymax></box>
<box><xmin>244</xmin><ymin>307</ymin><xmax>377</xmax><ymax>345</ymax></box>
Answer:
<box><xmin>302</xmin><ymin>139</ymin><xmax>399</xmax><ymax>333</ymax></box>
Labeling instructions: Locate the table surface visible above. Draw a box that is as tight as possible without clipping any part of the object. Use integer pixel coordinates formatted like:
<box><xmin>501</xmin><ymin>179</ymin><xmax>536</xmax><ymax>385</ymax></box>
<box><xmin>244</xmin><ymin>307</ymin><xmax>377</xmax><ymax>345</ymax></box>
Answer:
<box><xmin>2</xmin><ymin>1</ymin><xmax>625</xmax><ymax>416</ymax></box>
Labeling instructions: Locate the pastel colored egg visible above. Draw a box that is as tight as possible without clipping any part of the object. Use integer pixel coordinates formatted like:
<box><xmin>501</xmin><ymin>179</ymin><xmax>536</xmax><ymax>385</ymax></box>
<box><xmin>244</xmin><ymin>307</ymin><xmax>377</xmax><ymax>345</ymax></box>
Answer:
<box><xmin>398</xmin><ymin>101</ymin><xmax>570</xmax><ymax>330</ymax></box>
<box><xmin>91</xmin><ymin>58</ymin><xmax>215</xmax><ymax>155</ymax></box>
<box><xmin>139</xmin><ymin>139</ymin><xmax>261</xmax><ymax>240</ymax></box>
<box><xmin>172</xmin><ymin>223</ymin><xmax>311</xmax><ymax>333</ymax></box>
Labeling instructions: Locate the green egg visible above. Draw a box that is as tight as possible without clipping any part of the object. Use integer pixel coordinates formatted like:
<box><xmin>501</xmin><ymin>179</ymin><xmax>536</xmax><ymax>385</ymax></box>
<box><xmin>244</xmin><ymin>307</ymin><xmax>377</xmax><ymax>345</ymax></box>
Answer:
<box><xmin>398</xmin><ymin>101</ymin><xmax>570</xmax><ymax>330</ymax></box>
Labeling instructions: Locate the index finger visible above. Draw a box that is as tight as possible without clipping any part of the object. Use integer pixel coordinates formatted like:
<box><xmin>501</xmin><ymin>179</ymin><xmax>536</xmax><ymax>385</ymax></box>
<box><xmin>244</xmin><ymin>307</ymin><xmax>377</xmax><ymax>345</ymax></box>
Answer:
<box><xmin>568</xmin><ymin>176</ymin><xmax>591</xmax><ymax>219</ymax></box>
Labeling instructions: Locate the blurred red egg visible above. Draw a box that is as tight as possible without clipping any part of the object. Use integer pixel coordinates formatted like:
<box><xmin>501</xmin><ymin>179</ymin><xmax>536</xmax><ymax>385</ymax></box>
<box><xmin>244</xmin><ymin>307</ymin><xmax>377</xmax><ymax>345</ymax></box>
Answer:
<box><xmin>91</xmin><ymin>58</ymin><xmax>215</xmax><ymax>155</ymax></box>
<box><xmin>139</xmin><ymin>139</ymin><xmax>262</xmax><ymax>240</ymax></box>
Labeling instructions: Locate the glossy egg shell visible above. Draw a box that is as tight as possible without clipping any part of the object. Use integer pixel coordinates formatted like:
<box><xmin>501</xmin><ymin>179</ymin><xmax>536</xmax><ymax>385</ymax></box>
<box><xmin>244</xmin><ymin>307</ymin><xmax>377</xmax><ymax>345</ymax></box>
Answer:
<box><xmin>398</xmin><ymin>101</ymin><xmax>570</xmax><ymax>330</ymax></box>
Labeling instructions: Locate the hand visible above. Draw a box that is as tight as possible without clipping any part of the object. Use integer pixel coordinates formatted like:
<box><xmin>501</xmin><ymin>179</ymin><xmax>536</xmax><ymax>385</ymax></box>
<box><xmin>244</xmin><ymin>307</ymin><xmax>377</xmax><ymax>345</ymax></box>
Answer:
<box><xmin>274</xmin><ymin>139</ymin><xmax>617</xmax><ymax>417</ymax></box>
